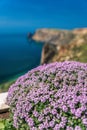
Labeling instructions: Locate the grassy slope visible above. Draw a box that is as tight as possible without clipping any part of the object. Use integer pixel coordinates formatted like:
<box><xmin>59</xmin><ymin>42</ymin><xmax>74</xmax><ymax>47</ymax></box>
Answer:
<box><xmin>0</xmin><ymin>80</ymin><xmax>15</xmax><ymax>92</ymax></box>
<box><xmin>0</xmin><ymin>120</ymin><xmax>5</xmax><ymax>130</ymax></box>
<box><xmin>72</xmin><ymin>43</ymin><xmax>87</xmax><ymax>63</ymax></box>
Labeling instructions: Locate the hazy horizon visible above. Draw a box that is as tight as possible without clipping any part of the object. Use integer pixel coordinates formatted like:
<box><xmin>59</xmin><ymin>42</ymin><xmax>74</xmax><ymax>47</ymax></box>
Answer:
<box><xmin>0</xmin><ymin>0</ymin><xmax>87</xmax><ymax>33</ymax></box>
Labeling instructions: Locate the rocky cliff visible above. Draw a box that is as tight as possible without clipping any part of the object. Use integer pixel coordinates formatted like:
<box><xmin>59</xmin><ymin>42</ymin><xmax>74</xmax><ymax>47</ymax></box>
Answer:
<box><xmin>32</xmin><ymin>28</ymin><xmax>87</xmax><ymax>64</ymax></box>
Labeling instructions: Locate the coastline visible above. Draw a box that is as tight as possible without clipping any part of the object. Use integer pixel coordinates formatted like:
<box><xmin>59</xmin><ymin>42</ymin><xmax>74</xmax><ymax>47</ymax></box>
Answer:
<box><xmin>32</xmin><ymin>28</ymin><xmax>87</xmax><ymax>64</ymax></box>
<box><xmin>0</xmin><ymin>69</ymin><xmax>31</xmax><ymax>92</ymax></box>
<box><xmin>0</xmin><ymin>35</ymin><xmax>43</xmax><ymax>92</ymax></box>
<box><xmin>1</xmin><ymin>27</ymin><xmax>87</xmax><ymax>92</ymax></box>
<box><xmin>0</xmin><ymin>61</ymin><xmax>42</xmax><ymax>92</ymax></box>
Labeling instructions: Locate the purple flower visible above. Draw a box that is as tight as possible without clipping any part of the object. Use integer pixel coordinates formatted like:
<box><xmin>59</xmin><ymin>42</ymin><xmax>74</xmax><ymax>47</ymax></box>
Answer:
<box><xmin>49</xmin><ymin>120</ymin><xmax>55</xmax><ymax>127</ymax></box>
<box><xmin>7</xmin><ymin>61</ymin><xmax>87</xmax><ymax>129</ymax></box>
<box><xmin>82</xmin><ymin>118</ymin><xmax>87</xmax><ymax>126</ymax></box>
<box><xmin>26</xmin><ymin>118</ymin><xmax>34</xmax><ymax>127</ymax></box>
<box><xmin>75</xmin><ymin>126</ymin><xmax>82</xmax><ymax>130</ymax></box>
<box><xmin>66</xmin><ymin>126</ymin><xmax>74</xmax><ymax>130</ymax></box>
<box><xmin>54</xmin><ymin>124</ymin><xmax>60</xmax><ymax>130</ymax></box>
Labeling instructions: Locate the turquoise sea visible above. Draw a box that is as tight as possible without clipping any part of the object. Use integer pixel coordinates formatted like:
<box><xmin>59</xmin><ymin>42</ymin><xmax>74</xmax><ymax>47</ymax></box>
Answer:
<box><xmin>0</xmin><ymin>34</ymin><xmax>43</xmax><ymax>83</ymax></box>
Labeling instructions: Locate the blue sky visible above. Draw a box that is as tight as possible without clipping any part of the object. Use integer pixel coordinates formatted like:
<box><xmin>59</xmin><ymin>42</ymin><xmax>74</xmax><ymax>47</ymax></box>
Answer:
<box><xmin>0</xmin><ymin>0</ymin><xmax>87</xmax><ymax>33</ymax></box>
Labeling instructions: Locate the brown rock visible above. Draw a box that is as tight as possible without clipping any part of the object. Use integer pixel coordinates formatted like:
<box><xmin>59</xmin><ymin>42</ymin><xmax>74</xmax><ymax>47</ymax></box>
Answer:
<box><xmin>0</xmin><ymin>112</ymin><xmax>9</xmax><ymax>119</ymax></box>
<box><xmin>41</xmin><ymin>43</ymin><xmax>57</xmax><ymax>64</ymax></box>
<box><xmin>32</xmin><ymin>28</ymin><xmax>87</xmax><ymax>63</ymax></box>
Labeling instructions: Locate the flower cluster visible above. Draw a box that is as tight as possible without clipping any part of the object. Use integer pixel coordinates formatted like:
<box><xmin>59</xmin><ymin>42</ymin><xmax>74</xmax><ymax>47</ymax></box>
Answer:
<box><xmin>7</xmin><ymin>61</ymin><xmax>87</xmax><ymax>130</ymax></box>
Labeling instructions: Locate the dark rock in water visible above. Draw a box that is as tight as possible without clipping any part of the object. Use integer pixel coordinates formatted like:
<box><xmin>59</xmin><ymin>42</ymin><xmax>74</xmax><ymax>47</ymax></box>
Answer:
<box><xmin>27</xmin><ymin>32</ymin><xmax>33</xmax><ymax>39</ymax></box>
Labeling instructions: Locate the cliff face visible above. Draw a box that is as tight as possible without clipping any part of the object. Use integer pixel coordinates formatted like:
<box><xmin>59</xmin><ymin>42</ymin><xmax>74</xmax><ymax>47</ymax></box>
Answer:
<box><xmin>32</xmin><ymin>28</ymin><xmax>87</xmax><ymax>64</ymax></box>
<box><xmin>32</xmin><ymin>29</ymin><xmax>75</xmax><ymax>44</ymax></box>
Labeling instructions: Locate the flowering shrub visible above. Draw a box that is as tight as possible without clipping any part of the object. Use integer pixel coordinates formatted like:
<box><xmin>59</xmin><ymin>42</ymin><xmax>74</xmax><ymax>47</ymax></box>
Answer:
<box><xmin>7</xmin><ymin>61</ymin><xmax>87</xmax><ymax>130</ymax></box>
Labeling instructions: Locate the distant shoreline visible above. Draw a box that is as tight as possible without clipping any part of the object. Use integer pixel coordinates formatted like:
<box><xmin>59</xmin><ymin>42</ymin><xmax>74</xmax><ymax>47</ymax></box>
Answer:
<box><xmin>0</xmin><ymin>70</ymin><xmax>31</xmax><ymax>92</ymax></box>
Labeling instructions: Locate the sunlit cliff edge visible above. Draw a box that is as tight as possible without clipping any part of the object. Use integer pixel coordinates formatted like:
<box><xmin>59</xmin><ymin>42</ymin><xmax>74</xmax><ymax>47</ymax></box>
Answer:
<box><xmin>32</xmin><ymin>28</ymin><xmax>87</xmax><ymax>64</ymax></box>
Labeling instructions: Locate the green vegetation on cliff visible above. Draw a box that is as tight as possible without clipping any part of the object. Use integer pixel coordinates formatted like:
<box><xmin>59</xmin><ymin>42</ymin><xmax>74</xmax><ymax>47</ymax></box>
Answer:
<box><xmin>33</xmin><ymin>28</ymin><xmax>87</xmax><ymax>64</ymax></box>
<box><xmin>0</xmin><ymin>80</ymin><xmax>15</xmax><ymax>92</ymax></box>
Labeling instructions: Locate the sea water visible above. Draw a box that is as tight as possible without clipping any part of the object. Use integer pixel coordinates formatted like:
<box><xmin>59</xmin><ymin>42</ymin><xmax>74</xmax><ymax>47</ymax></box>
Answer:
<box><xmin>0</xmin><ymin>34</ymin><xmax>43</xmax><ymax>83</ymax></box>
